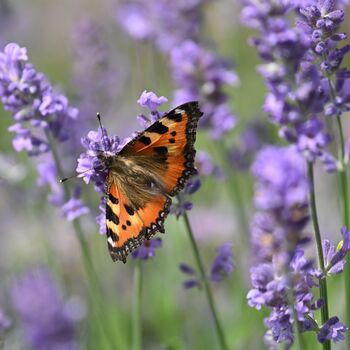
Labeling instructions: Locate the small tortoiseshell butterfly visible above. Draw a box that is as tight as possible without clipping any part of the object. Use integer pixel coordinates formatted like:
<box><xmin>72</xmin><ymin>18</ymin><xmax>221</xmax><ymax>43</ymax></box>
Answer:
<box><xmin>99</xmin><ymin>102</ymin><xmax>203</xmax><ymax>263</ymax></box>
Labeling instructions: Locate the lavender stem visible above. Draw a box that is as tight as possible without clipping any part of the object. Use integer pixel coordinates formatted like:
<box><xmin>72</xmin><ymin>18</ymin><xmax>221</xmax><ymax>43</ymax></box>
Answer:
<box><xmin>308</xmin><ymin>162</ymin><xmax>330</xmax><ymax>350</ymax></box>
<box><xmin>132</xmin><ymin>261</ymin><xmax>142</xmax><ymax>350</ymax></box>
<box><xmin>324</xmin><ymin>70</ymin><xmax>350</xmax><ymax>347</ymax></box>
<box><xmin>182</xmin><ymin>210</ymin><xmax>228</xmax><ymax>350</ymax></box>
<box><xmin>45</xmin><ymin>130</ymin><xmax>120</xmax><ymax>350</ymax></box>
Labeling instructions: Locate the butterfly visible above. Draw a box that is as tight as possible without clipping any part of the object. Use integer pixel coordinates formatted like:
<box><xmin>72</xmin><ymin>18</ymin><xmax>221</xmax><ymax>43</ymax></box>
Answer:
<box><xmin>99</xmin><ymin>101</ymin><xmax>203</xmax><ymax>263</ymax></box>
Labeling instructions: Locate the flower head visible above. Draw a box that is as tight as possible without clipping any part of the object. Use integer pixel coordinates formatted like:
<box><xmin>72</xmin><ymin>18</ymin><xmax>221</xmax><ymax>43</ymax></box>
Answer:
<box><xmin>317</xmin><ymin>317</ymin><xmax>348</xmax><ymax>343</ymax></box>
<box><xmin>323</xmin><ymin>226</ymin><xmax>350</xmax><ymax>275</ymax></box>
<box><xmin>61</xmin><ymin>187</ymin><xmax>89</xmax><ymax>221</ymax></box>
<box><xmin>117</xmin><ymin>0</ymin><xmax>210</xmax><ymax>53</ymax></box>
<box><xmin>137</xmin><ymin>90</ymin><xmax>168</xmax><ymax>112</ymax></box>
<box><xmin>11</xmin><ymin>268</ymin><xmax>76</xmax><ymax>350</ymax></box>
<box><xmin>209</xmin><ymin>243</ymin><xmax>235</xmax><ymax>282</ymax></box>
<box><xmin>170</xmin><ymin>40</ymin><xmax>237</xmax><ymax>139</ymax></box>
<box><xmin>131</xmin><ymin>238</ymin><xmax>162</xmax><ymax>260</ymax></box>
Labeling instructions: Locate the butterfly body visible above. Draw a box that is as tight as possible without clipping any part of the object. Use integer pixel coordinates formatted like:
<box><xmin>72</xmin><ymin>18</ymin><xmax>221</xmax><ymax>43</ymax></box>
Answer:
<box><xmin>103</xmin><ymin>101</ymin><xmax>203</xmax><ymax>263</ymax></box>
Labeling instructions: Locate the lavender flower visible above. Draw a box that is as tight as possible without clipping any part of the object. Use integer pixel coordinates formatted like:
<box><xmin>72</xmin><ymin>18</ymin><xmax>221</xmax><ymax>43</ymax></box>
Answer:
<box><xmin>137</xmin><ymin>90</ymin><xmax>168</xmax><ymax>112</ymax></box>
<box><xmin>118</xmin><ymin>1</ymin><xmax>238</xmax><ymax>140</ymax></box>
<box><xmin>0</xmin><ymin>43</ymin><xmax>88</xmax><ymax>220</ymax></box>
<box><xmin>240</xmin><ymin>0</ymin><xmax>350</xmax><ymax>171</ymax></box>
<box><xmin>131</xmin><ymin>238</ymin><xmax>162</xmax><ymax>260</ymax></box>
<box><xmin>77</xmin><ymin>127</ymin><xmax>124</xmax><ymax>233</ymax></box>
<box><xmin>229</xmin><ymin>121</ymin><xmax>272</xmax><ymax>171</ymax></box>
<box><xmin>247</xmin><ymin>145</ymin><xmax>324</xmax><ymax>347</ymax></box>
<box><xmin>72</xmin><ymin>18</ymin><xmax>123</xmax><ymax>136</ymax></box>
<box><xmin>298</xmin><ymin>0</ymin><xmax>350</xmax><ymax>119</ymax></box>
<box><xmin>0</xmin><ymin>308</ymin><xmax>10</xmax><ymax>332</ymax></box>
<box><xmin>179</xmin><ymin>263</ymin><xmax>201</xmax><ymax>289</ymax></box>
<box><xmin>209</xmin><ymin>243</ymin><xmax>235</xmax><ymax>282</ymax></box>
<box><xmin>117</xmin><ymin>0</ymin><xmax>210</xmax><ymax>53</ymax></box>
<box><xmin>180</xmin><ymin>243</ymin><xmax>234</xmax><ymax>288</ymax></box>
<box><xmin>323</xmin><ymin>226</ymin><xmax>350</xmax><ymax>275</ymax></box>
<box><xmin>11</xmin><ymin>268</ymin><xmax>76</xmax><ymax>350</ymax></box>
<box><xmin>61</xmin><ymin>186</ymin><xmax>90</xmax><ymax>221</ymax></box>
<box><xmin>318</xmin><ymin>316</ymin><xmax>348</xmax><ymax>343</ymax></box>
<box><xmin>0</xmin><ymin>43</ymin><xmax>78</xmax><ymax>147</ymax></box>
<box><xmin>170</xmin><ymin>40</ymin><xmax>237</xmax><ymax>139</ymax></box>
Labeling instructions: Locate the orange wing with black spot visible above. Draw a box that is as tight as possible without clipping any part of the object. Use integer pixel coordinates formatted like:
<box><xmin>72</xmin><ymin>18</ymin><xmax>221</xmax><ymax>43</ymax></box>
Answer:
<box><xmin>122</xmin><ymin>101</ymin><xmax>203</xmax><ymax>195</ymax></box>
<box><xmin>105</xmin><ymin>102</ymin><xmax>202</xmax><ymax>263</ymax></box>
<box><xmin>106</xmin><ymin>181</ymin><xmax>171</xmax><ymax>263</ymax></box>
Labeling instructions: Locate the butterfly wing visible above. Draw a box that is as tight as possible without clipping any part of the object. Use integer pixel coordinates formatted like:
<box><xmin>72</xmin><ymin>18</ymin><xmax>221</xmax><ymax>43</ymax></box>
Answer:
<box><xmin>121</xmin><ymin>101</ymin><xmax>203</xmax><ymax>195</ymax></box>
<box><xmin>106</xmin><ymin>179</ymin><xmax>171</xmax><ymax>263</ymax></box>
<box><xmin>106</xmin><ymin>101</ymin><xmax>202</xmax><ymax>262</ymax></box>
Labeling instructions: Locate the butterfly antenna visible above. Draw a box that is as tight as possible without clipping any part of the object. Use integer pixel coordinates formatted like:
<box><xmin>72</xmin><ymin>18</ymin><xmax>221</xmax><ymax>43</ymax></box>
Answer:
<box><xmin>97</xmin><ymin>112</ymin><xmax>108</xmax><ymax>152</ymax></box>
<box><xmin>59</xmin><ymin>168</ymin><xmax>93</xmax><ymax>183</ymax></box>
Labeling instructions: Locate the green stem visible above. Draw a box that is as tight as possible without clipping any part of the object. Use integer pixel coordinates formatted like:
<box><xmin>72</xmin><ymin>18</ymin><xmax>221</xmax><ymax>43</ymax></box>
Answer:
<box><xmin>308</xmin><ymin>163</ymin><xmax>330</xmax><ymax>350</ymax></box>
<box><xmin>45</xmin><ymin>131</ymin><xmax>119</xmax><ymax>349</ymax></box>
<box><xmin>292</xmin><ymin>303</ymin><xmax>305</xmax><ymax>350</ymax></box>
<box><xmin>132</xmin><ymin>261</ymin><xmax>142</xmax><ymax>350</ymax></box>
<box><xmin>324</xmin><ymin>70</ymin><xmax>350</xmax><ymax>347</ymax></box>
<box><xmin>182</xmin><ymin>211</ymin><xmax>229</xmax><ymax>350</ymax></box>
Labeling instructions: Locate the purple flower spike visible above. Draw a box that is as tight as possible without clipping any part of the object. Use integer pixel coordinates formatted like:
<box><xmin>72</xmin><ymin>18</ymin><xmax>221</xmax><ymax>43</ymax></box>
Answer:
<box><xmin>210</xmin><ymin>243</ymin><xmax>235</xmax><ymax>282</ymax></box>
<box><xmin>247</xmin><ymin>145</ymin><xmax>321</xmax><ymax>347</ymax></box>
<box><xmin>11</xmin><ymin>268</ymin><xmax>76</xmax><ymax>350</ymax></box>
<box><xmin>131</xmin><ymin>238</ymin><xmax>162</xmax><ymax>260</ymax></box>
<box><xmin>317</xmin><ymin>317</ymin><xmax>348</xmax><ymax>344</ymax></box>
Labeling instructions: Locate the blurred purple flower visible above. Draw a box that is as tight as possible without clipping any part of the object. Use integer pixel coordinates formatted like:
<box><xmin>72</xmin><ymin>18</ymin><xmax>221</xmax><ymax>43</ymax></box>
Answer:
<box><xmin>11</xmin><ymin>268</ymin><xmax>76</xmax><ymax>350</ymax></box>
<box><xmin>170</xmin><ymin>177</ymin><xmax>200</xmax><ymax>218</ymax></box>
<box><xmin>0</xmin><ymin>308</ymin><xmax>11</xmax><ymax>332</ymax></box>
<box><xmin>117</xmin><ymin>0</ymin><xmax>210</xmax><ymax>53</ymax></box>
<box><xmin>72</xmin><ymin>17</ymin><xmax>123</xmax><ymax>138</ymax></box>
<box><xmin>131</xmin><ymin>238</ymin><xmax>162</xmax><ymax>260</ymax></box>
<box><xmin>196</xmin><ymin>151</ymin><xmax>225</xmax><ymax>179</ymax></box>
<box><xmin>37</xmin><ymin>161</ymin><xmax>64</xmax><ymax>206</ymax></box>
<box><xmin>251</xmin><ymin>146</ymin><xmax>309</xmax><ymax>220</ymax></box>
<box><xmin>323</xmin><ymin>226</ymin><xmax>350</xmax><ymax>275</ymax></box>
<box><xmin>318</xmin><ymin>317</ymin><xmax>348</xmax><ymax>343</ymax></box>
<box><xmin>170</xmin><ymin>40</ymin><xmax>237</xmax><ymax>139</ymax></box>
<box><xmin>209</xmin><ymin>243</ymin><xmax>235</xmax><ymax>282</ymax></box>
<box><xmin>179</xmin><ymin>263</ymin><xmax>200</xmax><ymax>289</ymax></box>
<box><xmin>61</xmin><ymin>187</ymin><xmax>89</xmax><ymax>222</ymax></box>
<box><xmin>228</xmin><ymin>121</ymin><xmax>272</xmax><ymax>171</ymax></box>
<box><xmin>180</xmin><ymin>244</ymin><xmax>234</xmax><ymax>288</ymax></box>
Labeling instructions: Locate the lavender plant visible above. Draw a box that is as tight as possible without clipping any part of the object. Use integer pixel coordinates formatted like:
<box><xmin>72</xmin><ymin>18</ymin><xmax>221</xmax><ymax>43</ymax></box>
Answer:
<box><xmin>72</xmin><ymin>17</ymin><xmax>123</xmax><ymax>138</ymax></box>
<box><xmin>241</xmin><ymin>0</ymin><xmax>350</xmax><ymax>348</ymax></box>
<box><xmin>0</xmin><ymin>43</ymin><xmax>88</xmax><ymax>219</ymax></box>
<box><xmin>11</xmin><ymin>268</ymin><xmax>77</xmax><ymax>350</ymax></box>
<box><xmin>0</xmin><ymin>42</ymin><xmax>123</xmax><ymax>348</ymax></box>
<box><xmin>247</xmin><ymin>145</ymin><xmax>347</xmax><ymax>348</ymax></box>
<box><xmin>117</xmin><ymin>0</ymin><xmax>237</xmax><ymax>140</ymax></box>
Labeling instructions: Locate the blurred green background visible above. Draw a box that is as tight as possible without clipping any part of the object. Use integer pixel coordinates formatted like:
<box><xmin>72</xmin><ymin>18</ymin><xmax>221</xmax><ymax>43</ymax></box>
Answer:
<box><xmin>0</xmin><ymin>0</ymin><xmax>349</xmax><ymax>349</ymax></box>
